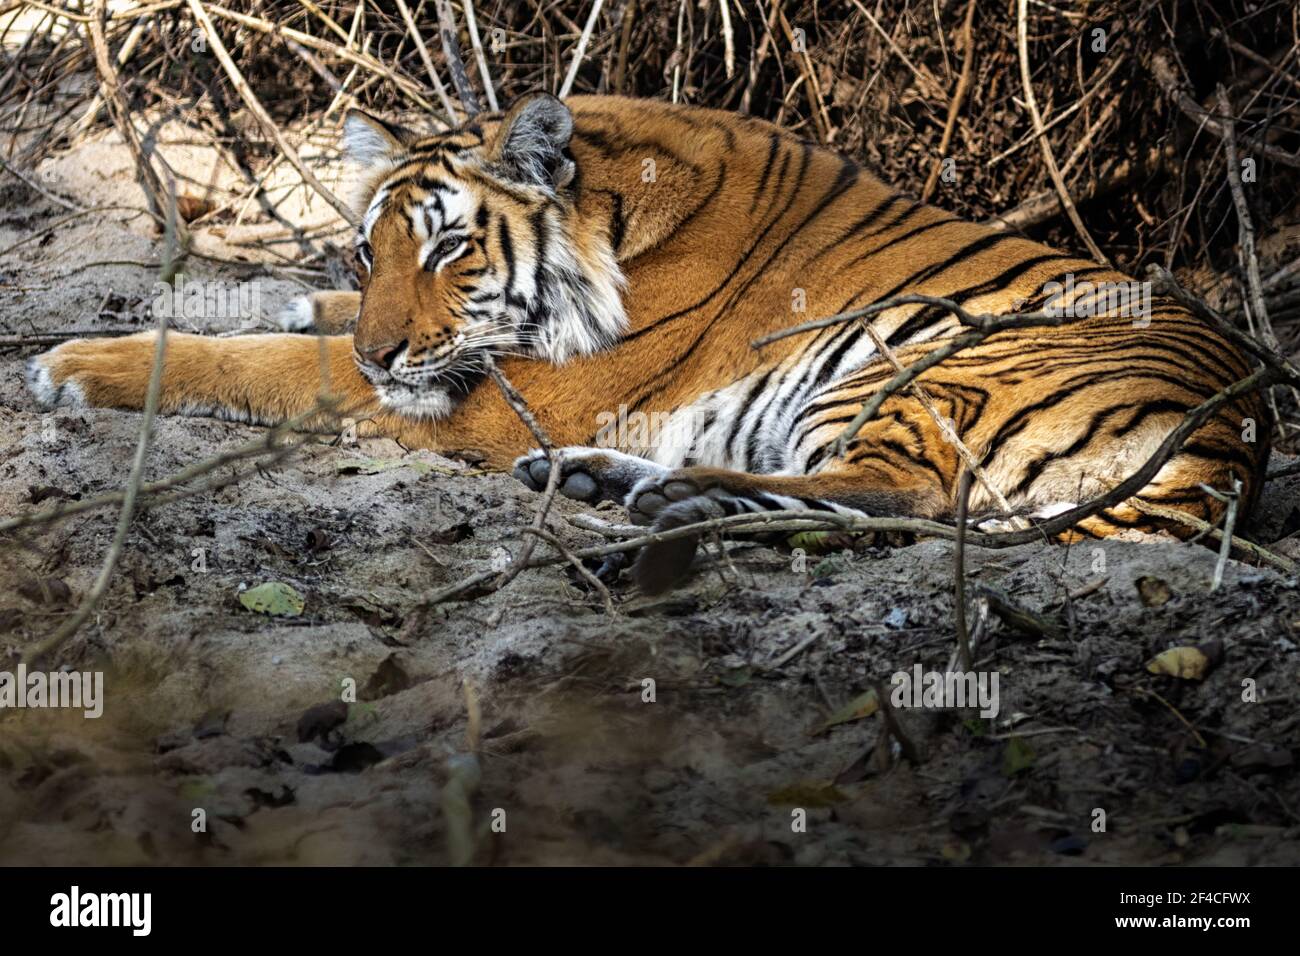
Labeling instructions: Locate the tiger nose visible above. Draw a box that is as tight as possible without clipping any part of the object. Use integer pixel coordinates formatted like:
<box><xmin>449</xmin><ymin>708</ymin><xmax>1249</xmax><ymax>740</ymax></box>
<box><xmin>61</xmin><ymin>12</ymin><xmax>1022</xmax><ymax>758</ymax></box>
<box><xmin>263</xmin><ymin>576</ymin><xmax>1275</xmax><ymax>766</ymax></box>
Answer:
<box><xmin>359</xmin><ymin>340</ymin><xmax>406</xmax><ymax>371</ymax></box>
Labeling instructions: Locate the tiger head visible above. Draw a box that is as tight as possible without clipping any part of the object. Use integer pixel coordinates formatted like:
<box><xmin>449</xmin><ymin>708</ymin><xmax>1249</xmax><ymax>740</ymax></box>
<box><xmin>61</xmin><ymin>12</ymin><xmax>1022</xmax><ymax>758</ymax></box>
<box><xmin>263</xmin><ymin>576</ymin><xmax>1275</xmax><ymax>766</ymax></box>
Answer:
<box><xmin>342</xmin><ymin>93</ymin><xmax>626</xmax><ymax>418</ymax></box>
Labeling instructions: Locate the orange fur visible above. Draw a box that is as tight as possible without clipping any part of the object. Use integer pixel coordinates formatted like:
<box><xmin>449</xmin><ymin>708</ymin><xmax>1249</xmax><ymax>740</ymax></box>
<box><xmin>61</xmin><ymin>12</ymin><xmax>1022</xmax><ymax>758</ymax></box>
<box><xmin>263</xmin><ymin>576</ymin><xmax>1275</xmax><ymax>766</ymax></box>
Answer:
<box><xmin>30</xmin><ymin>94</ymin><xmax>1268</xmax><ymax>546</ymax></box>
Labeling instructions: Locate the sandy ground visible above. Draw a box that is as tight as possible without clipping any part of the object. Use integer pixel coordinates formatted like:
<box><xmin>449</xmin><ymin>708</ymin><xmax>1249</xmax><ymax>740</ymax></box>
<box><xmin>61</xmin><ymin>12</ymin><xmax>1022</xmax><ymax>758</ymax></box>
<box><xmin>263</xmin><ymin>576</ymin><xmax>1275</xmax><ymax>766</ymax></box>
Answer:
<box><xmin>1</xmin><ymin>125</ymin><xmax>1298</xmax><ymax>866</ymax></box>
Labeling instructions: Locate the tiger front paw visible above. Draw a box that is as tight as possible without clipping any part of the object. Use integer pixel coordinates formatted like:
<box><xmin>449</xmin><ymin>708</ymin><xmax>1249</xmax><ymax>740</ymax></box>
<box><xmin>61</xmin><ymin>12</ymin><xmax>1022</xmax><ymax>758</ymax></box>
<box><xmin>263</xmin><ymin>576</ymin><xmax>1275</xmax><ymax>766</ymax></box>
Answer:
<box><xmin>26</xmin><ymin>342</ymin><xmax>90</xmax><ymax>409</ymax></box>
<box><xmin>24</xmin><ymin>333</ymin><xmax>156</xmax><ymax>411</ymax></box>
<box><xmin>512</xmin><ymin>447</ymin><xmax>669</xmax><ymax>504</ymax></box>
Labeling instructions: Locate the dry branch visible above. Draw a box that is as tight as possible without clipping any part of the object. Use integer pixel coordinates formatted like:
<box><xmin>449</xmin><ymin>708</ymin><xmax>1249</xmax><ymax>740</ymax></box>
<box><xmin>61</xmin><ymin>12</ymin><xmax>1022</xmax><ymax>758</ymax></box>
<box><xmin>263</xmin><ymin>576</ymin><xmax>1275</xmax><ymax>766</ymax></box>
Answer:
<box><xmin>559</xmin><ymin>0</ymin><xmax>605</xmax><ymax>99</ymax></box>
<box><xmin>1217</xmin><ymin>84</ymin><xmax>1282</xmax><ymax>356</ymax></box>
<box><xmin>186</xmin><ymin>0</ymin><xmax>359</xmax><ymax>227</ymax></box>
<box><xmin>86</xmin><ymin>0</ymin><xmax>178</xmax><ymax>239</ymax></box>
<box><xmin>1149</xmin><ymin>52</ymin><xmax>1300</xmax><ymax>170</ymax></box>
<box><xmin>461</xmin><ymin>0</ymin><xmax>498</xmax><ymax>111</ymax></box>
<box><xmin>1015</xmin><ymin>0</ymin><xmax>1107</xmax><ymax>263</ymax></box>
<box><xmin>395</xmin><ymin>0</ymin><xmax>458</xmax><ymax>120</ymax></box>
<box><xmin>23</xmin><ymin>301</ymin><xmax>170</xmax><ymax>665</ymax></box>
<box><xmin>921</xmin><ymin>0</ymin><xmax>976</xmax><ymax>203</ymax></box>
<box><xmin>436</xmin><ymin>0</ymin><xmax>480</xmax><ymax>116</ymax></box>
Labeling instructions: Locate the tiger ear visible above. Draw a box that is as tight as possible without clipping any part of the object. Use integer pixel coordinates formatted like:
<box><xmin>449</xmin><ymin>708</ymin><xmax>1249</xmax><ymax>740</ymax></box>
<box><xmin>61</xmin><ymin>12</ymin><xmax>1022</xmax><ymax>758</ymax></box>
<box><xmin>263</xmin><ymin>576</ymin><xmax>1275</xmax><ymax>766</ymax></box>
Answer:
<box><xmin>490</xmin><ymin>93</ymin><xmax>575</xmax><ymax>192</ymax></box>
<box><xmin>343</xmin><ymin>109</ymin><xmax>417</xmax><ymax>166</ymax></box>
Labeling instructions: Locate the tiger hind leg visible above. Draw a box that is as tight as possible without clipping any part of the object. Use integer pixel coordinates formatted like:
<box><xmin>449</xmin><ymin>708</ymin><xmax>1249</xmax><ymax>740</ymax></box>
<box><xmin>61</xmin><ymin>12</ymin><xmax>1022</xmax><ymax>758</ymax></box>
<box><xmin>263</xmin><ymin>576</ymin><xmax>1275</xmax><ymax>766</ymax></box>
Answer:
<box><xmin>626</xmin><ymin>464</ymin><xmax>951</xmax><ymax>594</ymax></box>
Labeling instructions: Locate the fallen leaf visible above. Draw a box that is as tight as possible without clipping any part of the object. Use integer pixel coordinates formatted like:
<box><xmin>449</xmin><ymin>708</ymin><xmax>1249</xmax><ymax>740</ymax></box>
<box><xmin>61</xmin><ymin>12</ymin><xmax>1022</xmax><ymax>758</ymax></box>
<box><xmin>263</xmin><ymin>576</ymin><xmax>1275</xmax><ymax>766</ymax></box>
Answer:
<box><xmin>1146</xmin><ymin>645</ymin><xmax>1211</xmax><ymax>680</ymax></box>
<box><xmin>813</xmin><ymin>688</ymin><xmax>879</xmax><ymax>735</ymax></box>
<box><xmin>428</xmin><ymin>522</ymin><xmax>472</xmax><ymax>545</ymax></box>
<box><xmin>767</xmin><ymin>781</ymin><xmax>849</xmax><ymax>807</ymax></box>
<box><xmin>1049</xmin><ymin>834</ymin><xmax>1087</xmax><ymax>856</ymax></box>
<box><xmin>362</xmin><ymin>654</ymin><xmax>412</xmax><ymax>699</ymax></box>
<box><xmin>1136</xmin><ymin>576</ymin><xmax>1173</xmax><ymax>607</ymax></box>
<box><xmin>175</xmin><ymin>194</ymin><xmax>214</xmax><ymax>222</ymax></box>
<box><xmin>239</xmin><ymin>581</ymin><xmax>304</xmax><ymax>617</ymax></box>
<box><xmin>719</xmin><ymin>664</ymin><xmax>752</xmax><ymax>688</ymax></box>
<box><xmin>787</xmin><ymin>530</ymin><xmax>857</xmax><ymax>555</ymax></box>
<box><xmin>28</xmin><ymin>484</ymin><xmax>74</xmax><ymax>504</ymax></box>
<box><xmin>1230</xmin><ymin>742</ymin><xmax>1294</xmax><ymax>772</ymax></box>
<box><xmin>941</xmin><ymin>839</ymin><xmax>972</xmax><ymax>862</ymax></box>
<box><xmin>1003</xmin><ymin>736</ymin><xmax>1037</xmax><ymax>776</ymax></box>
<box><xmin>812</xmin><ymin>555</ymin><xmax>848</xmax><ymax>579</ymax></box>
<box><xmin>328</xmin><ymin>742</ymin><xmax>385</xmax><ymax>773</ymax></box>
<box><xmin>193</xmin><ymin>709</ymin><xmax>230</xmax><ymax>739</ymax></box>
<box><xmin>178</xmin><ymin>779</ymin><xmax>215</xmax><ymax>801</ymax></box>
<box><xmin>305</xmin><ymin>527</ymin><xmax>332</xmax><ymax>553</ymax></box>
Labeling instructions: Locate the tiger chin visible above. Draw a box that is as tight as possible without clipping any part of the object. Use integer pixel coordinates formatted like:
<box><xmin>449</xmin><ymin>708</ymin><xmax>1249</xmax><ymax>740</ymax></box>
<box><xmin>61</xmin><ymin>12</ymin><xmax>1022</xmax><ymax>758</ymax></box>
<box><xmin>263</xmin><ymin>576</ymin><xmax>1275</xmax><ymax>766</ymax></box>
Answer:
<box><xmin>25</xmin><ymin>92</ymin><xmax>1269</xmax><ymax>595</ymax></box>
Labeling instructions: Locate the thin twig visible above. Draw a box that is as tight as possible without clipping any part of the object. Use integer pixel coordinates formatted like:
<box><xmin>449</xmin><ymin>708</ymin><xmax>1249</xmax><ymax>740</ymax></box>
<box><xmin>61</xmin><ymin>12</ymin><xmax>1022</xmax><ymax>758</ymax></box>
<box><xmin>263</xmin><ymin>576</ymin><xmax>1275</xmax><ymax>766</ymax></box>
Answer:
<box><xmin>484</xmin><ymin>356</ymin><xmax>553</xmax><ymax>453</ymax></box>
<box><xmin>395</xmin><ymin>0</ymin><xmax>459</xmax><ymax>120</ymax></box>
<box><xmin>953</xmin><ymin>468</ymin><xmax>974</xmax><ymax>672</ymax></box>
<box><xmin>23</xmin><ymin>306</ymin><xmax>170</xmax><ymax>665</ymax></box>
<box><xmin>857</xmin><ymin>317</ymin><xmax>1016</xmax><ymax>516</ymax></box>
<box><xmin>0</xmin><ymin>153</ymin><xmax>83</xmax><ymax>211</ymax></box>
<box><xmin>87</xmin><ymin>0</ymin><xmax>183</xmax><ymax>247</ymax></box>
<box><xmin>461</xmin><ymin>0</ymin><xmax>498</xmax><ymax>111</ymax></box>
<box><xmin>1217</xmin><ymin>83</ymin><xmax>1282</xmax><ymax>355</ymax></box>
<box><xmin>1016</xmin><ymin>0</ymin><xmax>1108</xmax><ymax>263</ymax></box>
<box><xmin>204</xmin><ymin>3</ymin><xmax>437</xmax><ymax>114</ymax></box>
<box><xmin>1149</xmin><ymin>52</ymin><xmax>1300</xmax><ymax>170</ymax></box>
<box><xmin>559</xmin><ymin>0</ymin><xmax>605</xmax><ymax>99</ymax></box>
<box><xmin>922</xmin><ymin>0</ymin><xmax>976</xmax><ymax>202</ymax></box>
<box><xmin>186</xmin><ymin>0</ymin><xmax>358</xmax><ymax>227</ymax></box>
<box><xmin>436</xmin><ymin>0</ymin><xmax>481</xmax><ymax>115</ymax></box>
<box><xmin>1129</xmin><ymin>495</ymin><xmax>1295</xmax><ymax>575</ymax></box>
<box><xmin>522</xmin><ymin>526</ymin><xmax>615</xmax><ymax>614</ymax></box>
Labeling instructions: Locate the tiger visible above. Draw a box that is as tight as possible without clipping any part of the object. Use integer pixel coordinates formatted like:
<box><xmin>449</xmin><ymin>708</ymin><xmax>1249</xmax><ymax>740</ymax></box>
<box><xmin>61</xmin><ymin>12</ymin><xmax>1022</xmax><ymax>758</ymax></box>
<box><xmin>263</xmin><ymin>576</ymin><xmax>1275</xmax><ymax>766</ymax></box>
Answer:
<box><xmin>25</xmin><ymin>93</ymin><xmax>1268</xmax><ymax>593</ymax></box>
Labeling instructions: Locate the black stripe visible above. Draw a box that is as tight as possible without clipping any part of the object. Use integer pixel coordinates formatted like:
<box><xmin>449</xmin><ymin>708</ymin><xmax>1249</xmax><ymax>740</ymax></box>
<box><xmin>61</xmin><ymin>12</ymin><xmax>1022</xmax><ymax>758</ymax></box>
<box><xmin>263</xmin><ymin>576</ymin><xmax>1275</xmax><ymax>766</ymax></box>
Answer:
<box><xmin>751</xmin><ymin>132</ymin><xmax>783</xmax><ymax>214</ymax></box>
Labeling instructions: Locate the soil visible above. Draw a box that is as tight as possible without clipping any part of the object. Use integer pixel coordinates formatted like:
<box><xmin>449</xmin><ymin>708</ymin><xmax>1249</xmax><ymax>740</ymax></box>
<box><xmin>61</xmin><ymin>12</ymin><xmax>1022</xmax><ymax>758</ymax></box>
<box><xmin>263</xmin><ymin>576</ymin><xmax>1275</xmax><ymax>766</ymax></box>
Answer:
<box><xmin>1</xmin><ymin>125</ymin><xmax>1298</xmax><ymax>866</ymax></box>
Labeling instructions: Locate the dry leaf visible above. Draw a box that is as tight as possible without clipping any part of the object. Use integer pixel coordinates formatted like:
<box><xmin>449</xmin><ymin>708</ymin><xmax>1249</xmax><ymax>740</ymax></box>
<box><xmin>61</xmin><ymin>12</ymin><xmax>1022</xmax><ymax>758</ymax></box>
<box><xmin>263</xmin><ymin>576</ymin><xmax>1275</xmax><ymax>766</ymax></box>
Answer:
<box><xmin>813</xmin><ymin>688</ymin><xmax>879</xmax><ymax>735</ymax></box>
<box><xmin>1146</xmin><ymin>645</ymin><xmax>1211</xmax><ymax>680</ymax></box>
<box><xmin>1136</xmin><ymin>576</ymin><xmax>1173</xmax><ymax>607</ymax></box>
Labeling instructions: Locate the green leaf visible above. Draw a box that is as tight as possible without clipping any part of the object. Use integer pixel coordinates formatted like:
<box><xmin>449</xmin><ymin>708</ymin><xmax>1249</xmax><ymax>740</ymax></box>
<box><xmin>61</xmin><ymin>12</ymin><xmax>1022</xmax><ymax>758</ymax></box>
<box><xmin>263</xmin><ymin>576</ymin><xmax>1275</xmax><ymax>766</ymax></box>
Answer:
<box><xmin>1002</xmin><ymin>736</ymin><xmax>1037</xmax><ymax>777</ymax></box>
<box><xmin>719</xmin><ymin>665</ymin><xmax>753</xmax><ymax>688</ymax></box>
<box><xmin>347</xmin><ymin>701</ymin><xmax>380</xmax><ymax>724</ymax></box>
<box><xmin>239</xmin><ymin>581</ymin><xmax>305</xmax><ymax>617</ymax></box>
<box><xmin>812</xmin><ymin>556</ymin><xmax>848</xmax><ymax>579</ymax></box>
<box><xmin>179</xmin><ymin>779</ymin><xmax>215</xmax><ymax>800</ymax></box>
